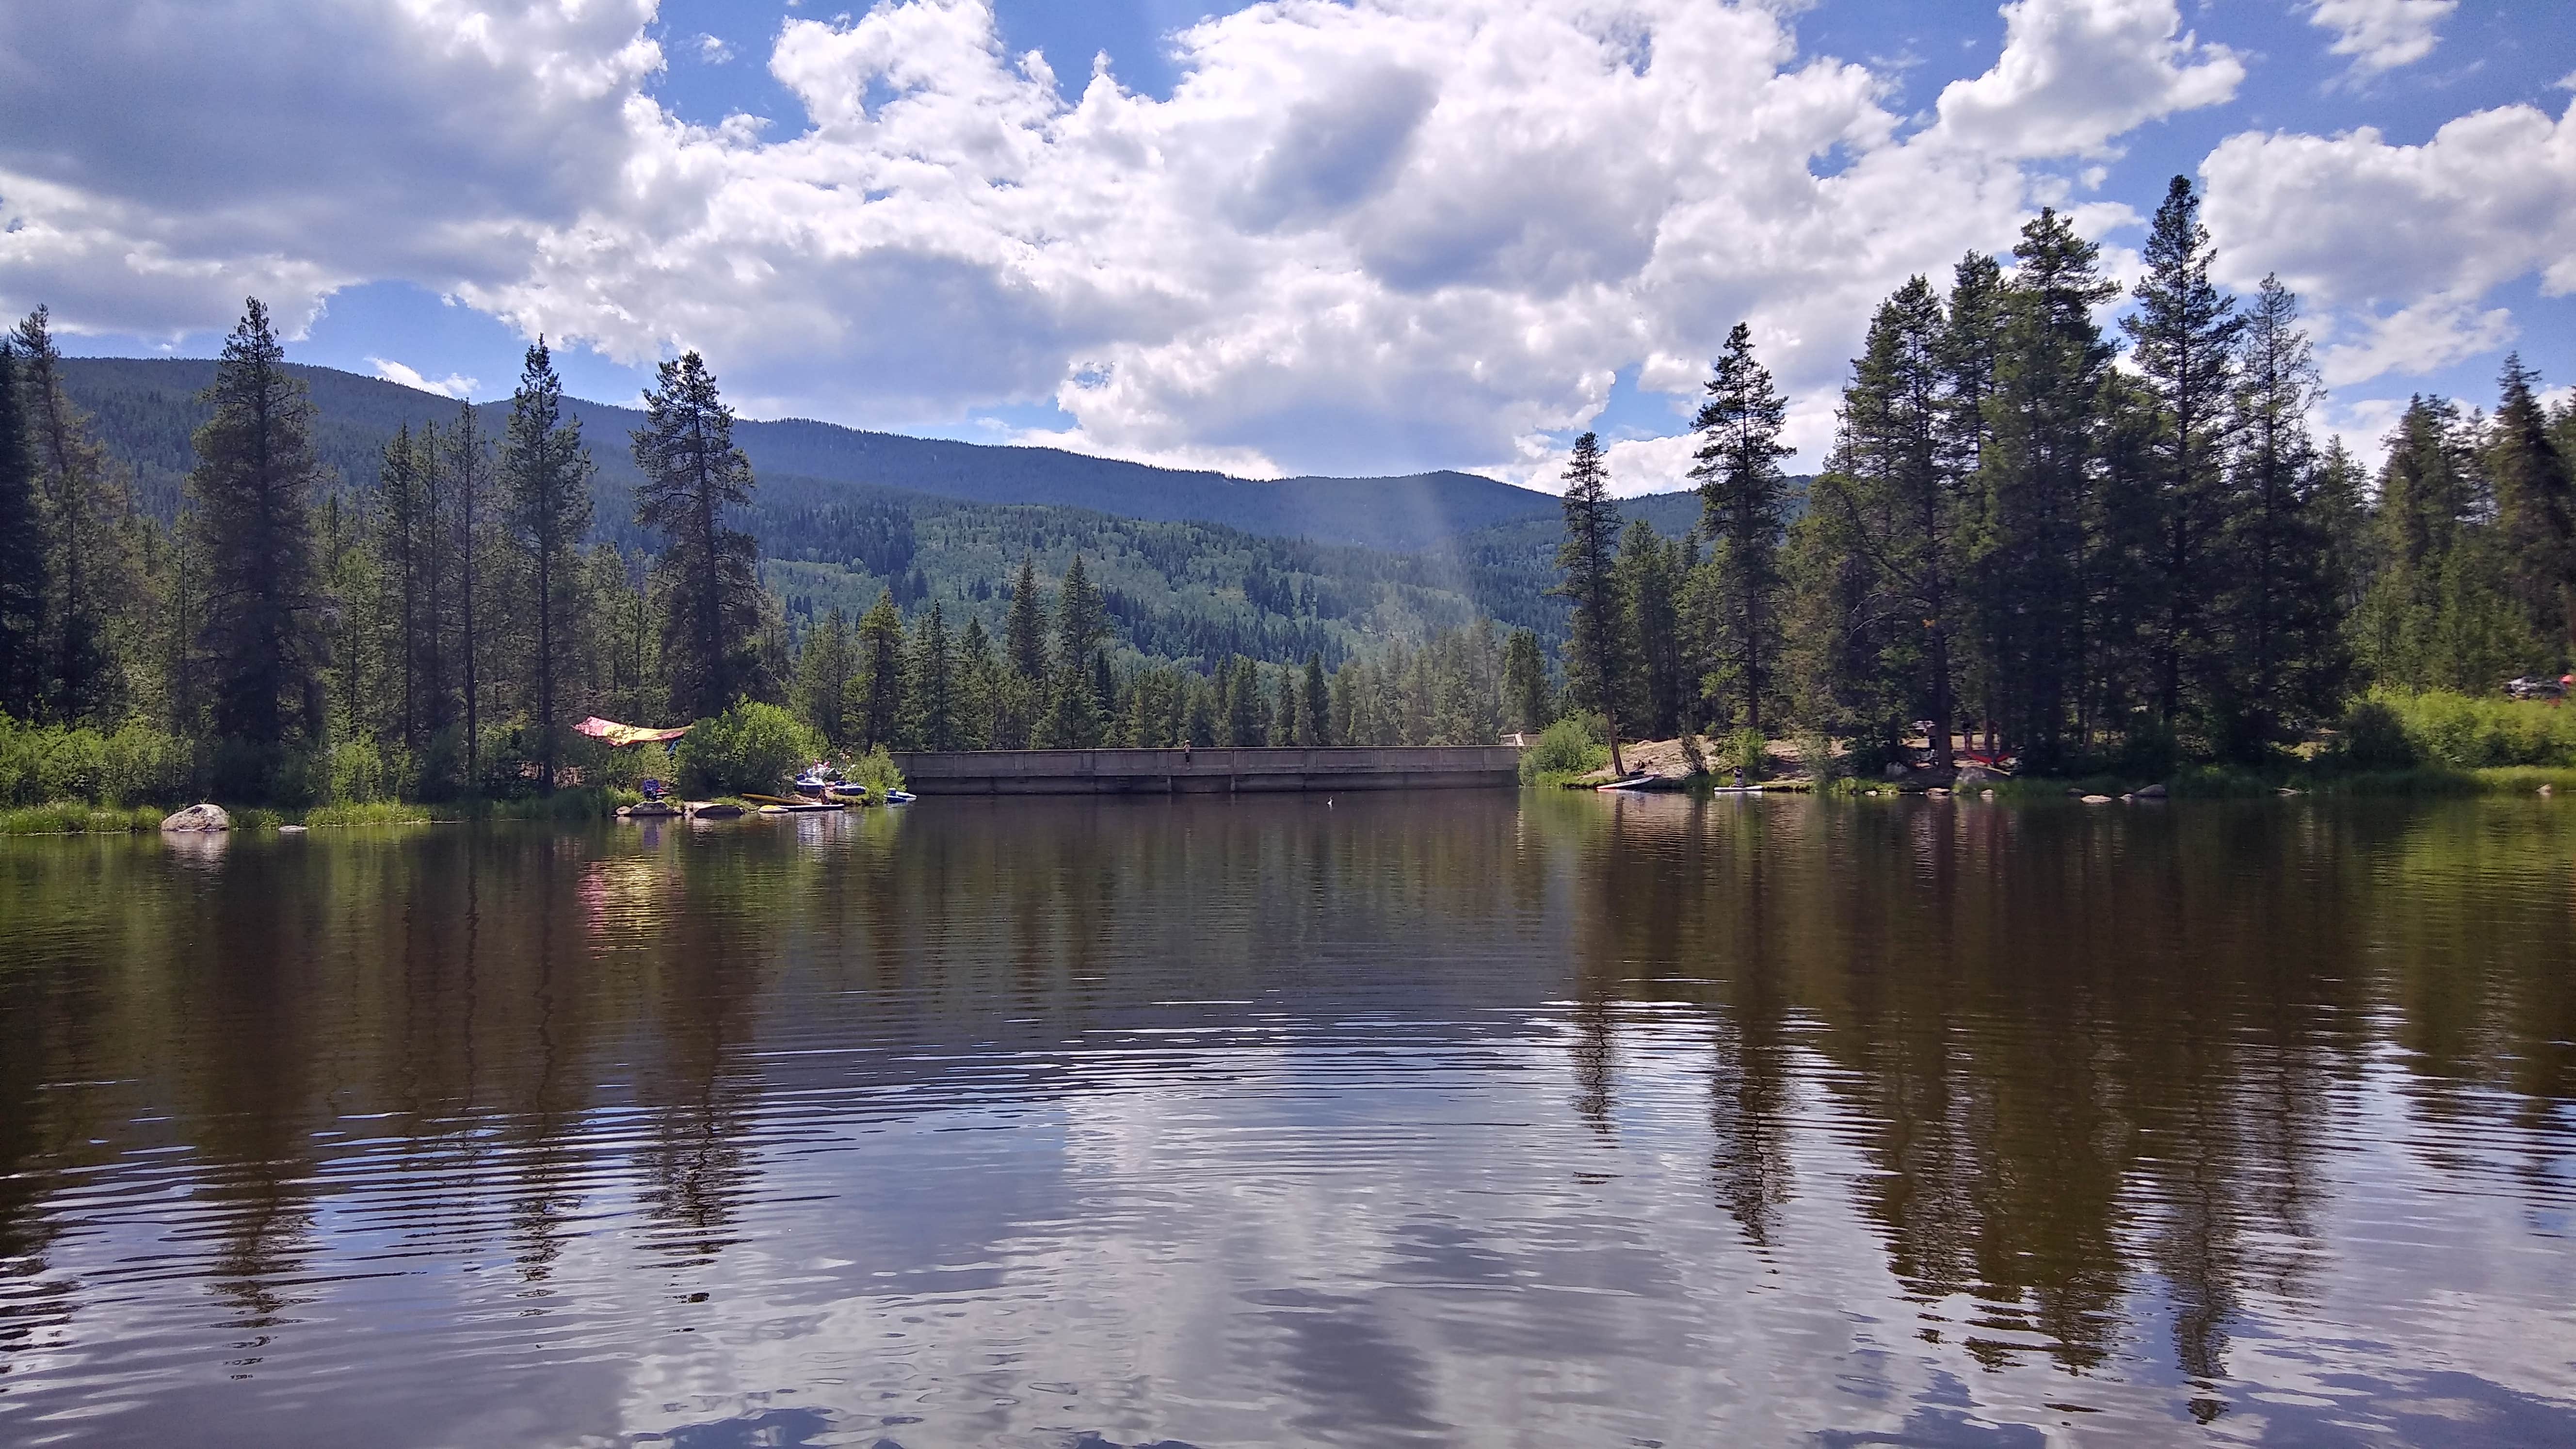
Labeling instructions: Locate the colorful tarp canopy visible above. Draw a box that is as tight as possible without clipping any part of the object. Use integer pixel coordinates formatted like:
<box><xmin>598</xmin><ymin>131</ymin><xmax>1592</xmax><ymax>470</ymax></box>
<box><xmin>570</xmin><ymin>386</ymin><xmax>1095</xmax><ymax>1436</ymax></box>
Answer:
<box><xmin>574</xmin><ymin>716</ymin><xmax>692</xmax><ymax>748</ymax></box>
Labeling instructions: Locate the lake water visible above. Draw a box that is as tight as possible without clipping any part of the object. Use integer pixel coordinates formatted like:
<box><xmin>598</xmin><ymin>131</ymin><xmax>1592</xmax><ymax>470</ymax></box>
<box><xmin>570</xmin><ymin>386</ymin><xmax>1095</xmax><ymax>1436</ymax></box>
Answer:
<box><xmin>2</xmin><ymin>792</ymin><xmax>2573</xmax><ymax>1447</ymax></box>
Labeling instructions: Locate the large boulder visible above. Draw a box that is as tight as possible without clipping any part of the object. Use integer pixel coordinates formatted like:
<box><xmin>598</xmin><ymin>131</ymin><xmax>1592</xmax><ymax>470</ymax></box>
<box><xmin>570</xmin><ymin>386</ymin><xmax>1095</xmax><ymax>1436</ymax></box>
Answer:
<box><xmin>1955</xmin><ymin>763</ymin><xmax>1995</xmax><ymax>785</ymax></box>
<box><xmin>1883</xmin><ymin>762</ymin><xmax>1911</xmax><ymax>781</ymax></box>
<box><xmin>160</xmin><ymin>803</ymin><xmax>230</xmax><ymax>832</ymax></box>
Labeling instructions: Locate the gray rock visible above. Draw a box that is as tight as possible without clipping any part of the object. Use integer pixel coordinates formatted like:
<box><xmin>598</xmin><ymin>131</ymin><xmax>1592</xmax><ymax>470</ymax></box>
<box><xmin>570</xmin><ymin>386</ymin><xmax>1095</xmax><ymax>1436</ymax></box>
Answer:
<box><xmin>1955</xmin><ymin>763</ymin><xmax>1994</xmax><ymax>784</ymax></box>
<box><xmin>1883</xmin><ymin>762</ymin><xmax>1911</xmax><ymax>780</ymax></box>
<box><xmin>2134</xmin><ymin>781</ymin><xmax>2168</xmax><ymax>799</ymax></box>
<box><xmin>160</xmin><ymin>803</ymin><xmax>230</xmax><ymax>832</ymax></box>
<box><xmin>2080</xmin><ymin>794</ymin><xmax>2114</xmax><ymax>805</ymax></box>
<box><xmin>278</xmin><ymin>824</ymin><xmax>309</xmax><ymax>834</ymax></box>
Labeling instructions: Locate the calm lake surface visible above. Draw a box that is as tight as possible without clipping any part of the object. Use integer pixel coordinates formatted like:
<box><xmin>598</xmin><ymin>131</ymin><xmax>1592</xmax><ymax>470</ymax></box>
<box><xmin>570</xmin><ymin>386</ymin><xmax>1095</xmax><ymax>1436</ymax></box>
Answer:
<box><xmin>2</xmin><ymin>792</ymin><xmax>2573</xmax><ymax>1447</ymax></box>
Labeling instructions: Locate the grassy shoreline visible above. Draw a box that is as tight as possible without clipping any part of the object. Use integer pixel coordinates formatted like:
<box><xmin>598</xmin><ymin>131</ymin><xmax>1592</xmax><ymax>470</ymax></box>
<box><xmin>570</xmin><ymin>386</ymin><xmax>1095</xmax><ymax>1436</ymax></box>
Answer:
<box><xmin>0</xmin><ymin>787</ymin><xmax>645</xmax><ymax>836</ymax></box>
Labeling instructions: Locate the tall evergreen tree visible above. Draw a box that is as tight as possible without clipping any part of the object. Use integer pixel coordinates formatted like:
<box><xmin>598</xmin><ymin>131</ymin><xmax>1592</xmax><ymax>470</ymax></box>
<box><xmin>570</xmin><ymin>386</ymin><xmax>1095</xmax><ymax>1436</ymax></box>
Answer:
<box><xmin>1971</xmin><ymin>210</ymin><xmax>2118</xmax><ymax>769</ymax></box>
<box><xmin>2489</xmin><ymin>354</ymin><xmax>2576</xmax><ymax>663</ymax></box>
<box><xmin>632</xmin><ymin>352</ymin><xmax>762</xmax><ymax>717</ymax></box>
<box><xmin>1691</xmin><ymin>323</ymin><xmax>1796</xmax><ymax>734</ymax></box>
<box><xmin>1808</xmin><ymin>276</ymin><xmax>1961</xmax><ymax>764</ymax></box>
<box><xmin>189</xmin><ymin>298</ymin><xmax>329</xmax><ymax>760</ymax></box>
<box><xmin>2358</xmin><ymin>396</ymin><xmax>2530</xmax><ymax>691</ymax></box>
<box><xmin>1273</xmin><ymin>663</ymin><xmax>1299</xmax><ymax>745</ymax></box>
<box><xmin>445</xmin><ymin>400</ymin><xmax>494</xmax><ymax>783</ymax></box>
<box><xmin>15</xmin><ymin>306</ymin><xmax>131</xmax><ymax>721</ymax></box>
<box><xmin>2124</xmin><ymin>176</ymin><xmax>2246</xmax><ymax>728</ymax></box>
<box><xmin>500</xmin><ymin>339</ymin><xmax>595</xmax><ymax>789</ymax></box>
<box><xmin>793</xmin><ymin>607</ymin><xmax>853</xmax><ymax>747</ymax></box>
<box><xmin>377</xmin><ymin>423</ymin><xmax>428</xmax><ymax>748</ymax></box>
<box><xmin>1552</xmin><ymin>432</ymin><xmax>1626</xmax><ymax>774</ymax></box>
<box><xmin>2219</xmin><ymin>275</ymin><xmax>2340</xmax><ymax>749</ymax></box>
<box><xmin>1303</xmin><ymin>651</ymin><xmax>1331</xmax><ymax>745</ymax></box>
<box><xmin>0</xmin><ymin>341</ymin><xmax>44</xmax><ymax>718</ymax></box>
<box><xmin>1618</xmin><ymin>519</ymin><xmax>1686</xmax><ymax>740</ymax></box>
<box><xmin>1005</xmin><ymin>554</ymin><xmax>1048</xmax><ymax>681</ymax></box>
<box><xmin>850</xmin><ymin>590</ymin><xmax>906</xmax><ymax>749</ymax></box>
<box><xmin>1939</xmin><ymin>252</ymin><xmax>2009</xmax><ymax>748</ymax></box>
<box><xmin>1500</xmin><ymin>627</ymin><xmax>1550</xmax><ymax>735</ymax></box>
<box><xmin>1038</xmin><ymin>555</ymin><xmax>1110</xmax><ymax>747</ymax></box>
<box><xmin>910</xmin><ymin>601</ymin><xmax>957</xmax><ymax>750</ymax></box>
<box><xmin>955</xmin><ymin>615</ymin><xmax>998</xmax><ymax>749</ymax></box>
<box><xmin>411</xmin><ymin>417</ymin><xmax>455</xmax><ymax>743</ymax></box>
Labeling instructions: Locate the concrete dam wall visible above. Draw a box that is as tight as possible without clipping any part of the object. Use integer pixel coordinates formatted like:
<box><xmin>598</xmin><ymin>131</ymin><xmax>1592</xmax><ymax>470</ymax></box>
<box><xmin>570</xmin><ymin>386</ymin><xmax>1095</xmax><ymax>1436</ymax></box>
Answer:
<box><xmin>888</xmin><ymin>746</ymin><xmax>1524</xmax><ymax>795</ymax></box>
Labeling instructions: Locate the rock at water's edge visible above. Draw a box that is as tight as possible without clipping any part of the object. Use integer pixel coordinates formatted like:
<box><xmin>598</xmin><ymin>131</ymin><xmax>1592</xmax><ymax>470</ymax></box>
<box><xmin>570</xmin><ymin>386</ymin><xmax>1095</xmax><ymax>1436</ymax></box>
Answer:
<box><xmin>2134</xmin><ymin>781</ymin><xmax>2168</xmax><ymax>799</ymax></box>
<box><xmin>161</xmin><ymin>803</ymin><xmax>230</xmax><ymax>832</ymax></box>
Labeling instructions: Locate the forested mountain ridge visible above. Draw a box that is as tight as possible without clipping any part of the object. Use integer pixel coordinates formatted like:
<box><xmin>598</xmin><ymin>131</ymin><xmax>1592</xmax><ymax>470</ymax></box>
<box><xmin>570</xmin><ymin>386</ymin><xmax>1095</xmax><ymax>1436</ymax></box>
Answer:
<box><xmin>58</xmin><ymin>353</ymin><xmax>1730</xmax><ymax>664</ymax></box>
<box><xmin>56</xmin><ymin>356</ymin><xmax>1563</xmax><ymax>553</ymax></box>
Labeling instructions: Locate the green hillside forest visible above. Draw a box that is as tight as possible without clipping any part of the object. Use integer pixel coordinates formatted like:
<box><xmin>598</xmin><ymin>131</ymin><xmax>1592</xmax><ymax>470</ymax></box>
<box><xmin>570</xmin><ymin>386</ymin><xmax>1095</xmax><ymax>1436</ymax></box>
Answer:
<box><xmin>6</xmin><ymin>180</ymin><xmax>2576</xmax><ymax>813</ymax></box>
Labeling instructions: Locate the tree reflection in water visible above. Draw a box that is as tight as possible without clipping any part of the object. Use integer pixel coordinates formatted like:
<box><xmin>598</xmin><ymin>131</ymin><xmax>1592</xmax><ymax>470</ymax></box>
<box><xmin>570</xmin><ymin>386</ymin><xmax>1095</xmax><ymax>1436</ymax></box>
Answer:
<box><xmin>0</xmin><ymin>794</ymin><xmax>2570</xmax><ymax>1446</ymax></box>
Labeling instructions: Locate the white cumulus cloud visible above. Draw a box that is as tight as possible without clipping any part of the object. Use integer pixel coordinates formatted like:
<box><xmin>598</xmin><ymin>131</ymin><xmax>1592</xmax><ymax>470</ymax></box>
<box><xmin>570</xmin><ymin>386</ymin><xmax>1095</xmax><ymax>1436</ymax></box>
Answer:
<box><xmin>1929</xmin><ymin>0</ymin><xmax>2242</xmax><ymax>160</ymax></box>
<box><xmin>2305</xmin><ymin>0</ymin><xmax>2456</xmax><ymax>78</ymax></box>
<box><xmin>2201</xmin><ymin>100</ymin><xmax>2576</xmax><ymax>386</ymax></box>
<box><xmin>0</xmin><ymin>0</ymin><xmax>2533</xmax><ymax>491</ymax></box>
<box><xmin>368</xmin><ymin>356</ymin><xmax>480</xmax><ymax>399</ymax></box>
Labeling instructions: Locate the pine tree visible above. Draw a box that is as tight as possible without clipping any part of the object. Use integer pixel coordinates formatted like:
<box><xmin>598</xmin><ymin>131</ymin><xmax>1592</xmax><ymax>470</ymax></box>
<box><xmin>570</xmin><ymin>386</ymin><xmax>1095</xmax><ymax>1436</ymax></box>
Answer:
<box><xmin>2358</xmin><ymin>396</ymin><xmax>2531</xmax><ymax>690</ymax></box>
<box><xmin>1551</xmin><ymin>432</ymin><xmax>1626</xmax><ymax>774</ymax></box>
<box><xmin>910</xmin><ymin>601</ymin><xmax>957</xmax><ymax>750</ymax></box>
<box><xmin>1303</xmin><ymin>651</ymin><xmax>1331</xmax><ymax>745</ymax></box>
<box><xmin>0</xmin><ymin>340</ymin><xmax>44</xmax><ymax>718</ymax></box>
<box><xmin>1037</xmin><ymin>556</ymin><xmax>1110</xmax><ymax>747</ymax></box>
<box><xmin>632</xmin><ymin>352</ymin><xmax>762</xmax><ymax>718</ymax></box>
<box><xmin>850</xmin><ymin>590</ymin><xmax>906</xmax><ymax>749</ymax></box>
<box><xmin>955</xmin><ymin>615</ymin><xmax>998</xmax><ymax>749</ymax></box>
<box><xmin>1971</xmin><ymin>210</ymin><xmax>2118</xmax><ymax>769</ymax></box>
<box><xmin>411</xmin><ymin>418</ymin><xmax>455</xmax><ymax>744</ymax></box>
<box><xmin>2125</xmin><ymin>176</ymin><xmax>2246</xmax><ymax>729</ymax></box>
<box><xmin>2490</xmin><ymin>354</ymin><xmax>2576</xmax><ymax>664</ymax></box>
<box><xmin>1005</xmin><ymin>554</ymin><xmax>1047</xmax><ymax>681</ymax></box>
<box><xmin>189</xmin><ymin>298</ymin><xmax>329</xmax><ymax>761</ymax></box>
<box><xmin>500</xmin><ymin>339</ymin><xmax>594</xmax><ymax>789</ymax></box>
<box><xmin>1806</xmin><ymin>276</ymin><xmax>1960</xmax><ymax>763</ymax></box>
<box><xmin>16</xmin><ymin>306</ymin><xmax>133</xmax><ymax>722</ymax></box>
<box><xmin>1939</xmin><ymin>252</ymin><xmax>2009</xmax><ymax>749</ymax></box>
<box><xmin>793</xmin><ymin>607</ymin><xmax>853</xmax><ymax>747</ymax></box>
<box><xmin>2219</xmin><ymin>275</ymin><xmax>2340</xmax><ymax>749</ymax></box>
<box><xmin>377</xmin><ymin>424</ymin><xmax>428</xmax><ymax>748</ymax></box>
<box><xmin>1273</xmin><ymin>664</ymin><xmax>1298</xmax><ymax>745</ymax></box>
<box><xmin>445</xmin><ymin>401</ymin><xmax>495</xmax><ymax>784</ymax></box>
<box><xmin>1691</xmin><ymin>323</ymin><xmax>1796</xmax><ymax>735</ymax></box>
<box><xmin>1500</xmin><ymin>627</ymin><xmax>1549</xmax><ymax>735</ymax></box>
<box><xmin>1618</xmin><ymin>519</ymin><xmax>1686</xmax><ymax>740</ymax></box>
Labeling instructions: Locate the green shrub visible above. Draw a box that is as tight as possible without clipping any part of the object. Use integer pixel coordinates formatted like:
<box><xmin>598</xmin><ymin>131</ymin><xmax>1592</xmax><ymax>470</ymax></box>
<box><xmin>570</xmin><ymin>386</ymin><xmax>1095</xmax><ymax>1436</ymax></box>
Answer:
<box><xmin>0</xmin><ymin>802</ymin><xmax>166</xmax><ymax>835</ymax></box>
<box><xmin>2335</xmin><ymin>696</ymin><xmax>2418</xmax><ymax>769</ymax></box>
<box><xmin>1721</xmin><ymin>727</ymin><xmax>1767</xmax><ymax>779</ymax></box>
<box><xmin>302</xmin><ymin>801</ymin><xmax>433</xmax><ymax>827</ymax></box>
<box><xmin>846</xmin><ymin>744</ymin><xmax>906</xmax><ymax>795</ymax></box>
<box><xmin>675</xmin><ymin>702</ymin><xmax>823</xmax><ymax>796</ymax></box>
<box><xmin>1791</xmin><ymin>729</ymin><xmax>1838</xmax><ymax>784</ymax></box>
<box><xmin>0</xmin><ymin>715</ymin><xmax>200</xmax><ymax>806</ymax></box>
<box><xmin>2345</xmin><ymin>690</ymin><xmax>2576</xmax><ymax>769</ymax></box>
<box><xmin>1519</xmin><ymin>714</ymin><xmax>1609</xmax><ymax>783</ymax></box>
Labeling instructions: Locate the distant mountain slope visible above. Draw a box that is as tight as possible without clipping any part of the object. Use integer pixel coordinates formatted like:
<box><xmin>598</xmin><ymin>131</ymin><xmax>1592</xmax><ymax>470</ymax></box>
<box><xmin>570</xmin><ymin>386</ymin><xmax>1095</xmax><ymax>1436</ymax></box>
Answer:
<box><xmin>60</xmin><ymin>355</ymin><xmax>1767</xmax><ymax>662</ymax></box>
<box><xmin>57</xmin><ymin>357</ymin><xmax>1560</xmax><ymax>553</ymax></box>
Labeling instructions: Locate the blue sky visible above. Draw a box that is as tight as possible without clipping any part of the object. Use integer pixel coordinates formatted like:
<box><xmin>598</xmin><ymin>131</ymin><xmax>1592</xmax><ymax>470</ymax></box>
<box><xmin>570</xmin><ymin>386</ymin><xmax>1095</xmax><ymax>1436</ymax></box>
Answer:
<box><xmin>6</xmin><ymin>0</ymin><xmax>2572</xmax><ymax>490</ymax></box>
